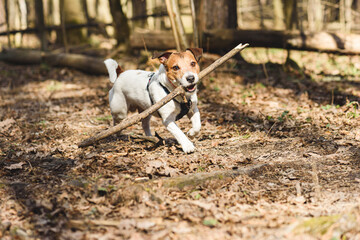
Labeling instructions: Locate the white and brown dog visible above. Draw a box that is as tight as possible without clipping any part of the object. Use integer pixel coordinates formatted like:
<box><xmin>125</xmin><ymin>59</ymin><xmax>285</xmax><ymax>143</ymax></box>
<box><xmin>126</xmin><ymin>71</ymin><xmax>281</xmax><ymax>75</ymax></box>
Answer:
<box><xmin>104</xmin><ymin>48</ymin><xmax>203</xmax><ymax>153</ymax></box>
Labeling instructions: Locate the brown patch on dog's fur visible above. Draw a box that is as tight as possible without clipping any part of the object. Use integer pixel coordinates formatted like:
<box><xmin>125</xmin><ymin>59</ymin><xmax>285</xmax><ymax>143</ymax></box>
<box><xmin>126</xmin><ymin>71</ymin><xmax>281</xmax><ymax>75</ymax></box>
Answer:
<box><xmin>116</xmin><ymin>65</ymin><xmax>123</xmax><ymax>78</ymax></box>
<box><xmin>155</xmin><ymin>50</ymin><xmax>201</xmax><ymax>82</ymax></box>
<box><xmin>165</xmin><ymin>52</ymin><xmax>200</xmax><ymax>81</ymax></box>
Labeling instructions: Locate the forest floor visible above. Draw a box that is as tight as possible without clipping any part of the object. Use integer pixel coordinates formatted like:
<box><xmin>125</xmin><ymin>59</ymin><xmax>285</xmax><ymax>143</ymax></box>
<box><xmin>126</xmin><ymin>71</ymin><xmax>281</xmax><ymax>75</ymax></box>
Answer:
<box><xmin>1</xmin><ymin>48</ymin><xmax>360</xmax><ymax>240</ymax></box>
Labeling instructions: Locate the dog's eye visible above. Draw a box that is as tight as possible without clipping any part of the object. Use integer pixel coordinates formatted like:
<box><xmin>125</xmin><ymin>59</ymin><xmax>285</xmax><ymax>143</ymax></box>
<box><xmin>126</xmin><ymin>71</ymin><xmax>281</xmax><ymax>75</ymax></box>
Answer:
<box><xmin>172</xmin><ymin>65</ymin><xmax>180</xmax><ymax>71</ymax></box>
<box><xmin>190</xmin><ymin>61</ymin><xmax>196</xmax><ymax>67</ymax></box>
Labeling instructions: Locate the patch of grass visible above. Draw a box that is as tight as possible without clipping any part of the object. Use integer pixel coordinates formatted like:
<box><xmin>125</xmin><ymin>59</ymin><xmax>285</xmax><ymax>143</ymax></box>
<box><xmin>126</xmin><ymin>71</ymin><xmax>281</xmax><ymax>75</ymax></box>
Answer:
<box><xmin>95</xmin><ymin>115</ymin><xmax>113</xmax><ymax>121</ymax></box>
<box><xmin>197</xmin><ymin>166</ymin><xmax>205</xmax><ymax>172</ymax></box>
<box><xmin>38</xmin><ymin>120</ymin><xmax>48</xmax><ymax>126</ymax></box>
<box><xmin>277</xmin><ymin>110</ymin><xmax>290</xmax><ymax>122</ymax></box>
<box><xmin>194</xmin><ymin>193</ymin><xmax>201</xmax><ymax>200</ymax></box>
<box><xmin>46</xmin><ymin>81</ymin><xmax>64</xmax><ymax>92</ymax></box>
<box><xmin>321</xmin><ymin>105</ymin><xmax>332</xmax><ymax>110</ymax></box>
<box><xmin>346</xmin><ymin>101</ymin><xmax>359</xmax><ymax>119</ymax></box>
<box><xmin>267</xmin><ymin>115</ymin><xmax>274</xmax><ymax>121</ymax></box>
<box><xmin>294</xmin><ymin>215</ymin><xmax>341</xmax><ymax>235</ymax></box>
<box><xmin>241</xmin><ymin>134</ymin><xmax>251</xmax><ymax>139</ymax></box>
<box><xmin>203</xmin><ymin>218</ymin><xmax>218</xmax><ymax>227</ymax></box>
<box><xmin>40</xmin><ymin>63</ymin><xmax>50</xmax><ymax>72</ymax></box>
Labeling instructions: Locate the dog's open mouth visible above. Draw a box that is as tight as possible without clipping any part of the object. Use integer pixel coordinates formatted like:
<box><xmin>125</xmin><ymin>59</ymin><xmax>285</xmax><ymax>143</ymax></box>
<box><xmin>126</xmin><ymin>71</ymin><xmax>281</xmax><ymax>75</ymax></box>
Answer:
<box><xmin>186</xmin><ymin>84</ymin><xmax>196</xmax><ymax>92</ymax></box>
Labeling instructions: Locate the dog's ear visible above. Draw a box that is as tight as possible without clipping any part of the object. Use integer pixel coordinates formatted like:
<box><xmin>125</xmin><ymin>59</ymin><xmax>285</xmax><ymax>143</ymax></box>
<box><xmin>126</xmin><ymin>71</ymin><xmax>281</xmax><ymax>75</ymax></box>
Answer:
<box><xmin>152</xmin><ymin>51</ymin><xmax>173</xmax><ymax>64</ymax></box>
<box><xmin>186</xmin><ymin>48</ymin><xmax>203</xmax><ymax>62</ymax></box>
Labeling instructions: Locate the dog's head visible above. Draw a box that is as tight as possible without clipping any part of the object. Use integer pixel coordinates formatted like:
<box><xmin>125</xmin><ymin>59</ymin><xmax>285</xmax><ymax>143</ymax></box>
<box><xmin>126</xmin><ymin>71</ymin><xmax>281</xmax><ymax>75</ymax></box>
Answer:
<box><xmin>153</xmin><ymin>48</ymin><xmax>203</xmax><ymax>93</ymax></box>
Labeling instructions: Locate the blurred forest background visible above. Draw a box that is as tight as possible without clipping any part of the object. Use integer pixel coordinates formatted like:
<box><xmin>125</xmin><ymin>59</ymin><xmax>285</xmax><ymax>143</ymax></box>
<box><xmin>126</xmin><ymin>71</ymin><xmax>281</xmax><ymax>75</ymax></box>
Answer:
<box><xmin>2</xmin><ymin>0</ymin><xmax>360</xmax><ymax>56</ymax></box>
<box><xmin>2</xmin><ymin>1</ymin><xmax>360</xmax><ymax>239</ymax></box>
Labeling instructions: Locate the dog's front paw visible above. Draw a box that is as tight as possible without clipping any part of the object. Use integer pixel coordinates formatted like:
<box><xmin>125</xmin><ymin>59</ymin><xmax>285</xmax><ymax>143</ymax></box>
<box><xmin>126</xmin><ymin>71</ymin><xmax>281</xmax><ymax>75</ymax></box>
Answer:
<box><xmin>181</xmin><ymin>141</ymin><xmax>195</xmax><ymax>154</ymax></box>
<box><xmin>187</xmin><ymin>128</ymin><xmax>200</xmax><ymax>139</ymax></box>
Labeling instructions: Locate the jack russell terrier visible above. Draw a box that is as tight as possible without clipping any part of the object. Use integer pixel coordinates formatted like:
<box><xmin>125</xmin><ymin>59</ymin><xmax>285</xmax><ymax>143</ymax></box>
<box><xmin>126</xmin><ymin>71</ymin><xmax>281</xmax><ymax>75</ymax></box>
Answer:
<box><xmin>104</xmin><ymin>48</ymin><xmax>203</xmax><ymax>153</ymax></box>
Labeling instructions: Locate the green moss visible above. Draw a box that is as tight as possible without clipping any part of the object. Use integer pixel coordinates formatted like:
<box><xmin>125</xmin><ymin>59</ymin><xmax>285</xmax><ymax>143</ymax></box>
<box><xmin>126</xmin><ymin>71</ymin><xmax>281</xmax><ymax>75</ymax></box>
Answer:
<box><xmin>294</xmin><ymin>215</ymin><xmax>341</xmax><ymax>235</ymax></box>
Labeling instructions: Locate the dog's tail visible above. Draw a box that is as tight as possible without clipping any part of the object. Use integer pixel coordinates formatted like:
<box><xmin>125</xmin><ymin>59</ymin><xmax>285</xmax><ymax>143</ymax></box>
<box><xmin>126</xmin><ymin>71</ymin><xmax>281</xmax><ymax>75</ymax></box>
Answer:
<box><xmin>104</xmin><ymin>59</ymin><xmax>123</xmax><ymax>83</ymax></box>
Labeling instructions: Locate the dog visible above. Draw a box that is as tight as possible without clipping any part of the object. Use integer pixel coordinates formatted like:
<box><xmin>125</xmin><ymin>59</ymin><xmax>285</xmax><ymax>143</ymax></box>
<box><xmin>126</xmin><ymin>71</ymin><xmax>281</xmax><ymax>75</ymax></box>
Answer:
<box><xmin>104</xmin><ymin>48</ymin><xmax>203</xmax><ymax>153</ymax></box>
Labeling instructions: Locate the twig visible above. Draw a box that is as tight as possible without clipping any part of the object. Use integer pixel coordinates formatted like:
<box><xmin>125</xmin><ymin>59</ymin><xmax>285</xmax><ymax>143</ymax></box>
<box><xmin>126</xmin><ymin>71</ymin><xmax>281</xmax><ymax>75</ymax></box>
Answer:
<box><xmin>129</xmin><ymin>134</ymin><xmax>159</xmax><ymax>143</ymax></box>
<box><xmin>78</xmin><ymin>43</ymin><xmax>249</xmax><ymax>148</ymax></box>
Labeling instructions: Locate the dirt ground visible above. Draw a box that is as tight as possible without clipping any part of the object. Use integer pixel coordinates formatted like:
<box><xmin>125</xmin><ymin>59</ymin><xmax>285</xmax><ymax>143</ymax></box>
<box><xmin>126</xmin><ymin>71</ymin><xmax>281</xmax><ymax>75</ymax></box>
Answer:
<box><xmin>1</xmin><ymin>48</ymin><xmax>360</xmax><ymax>240</ymax></box>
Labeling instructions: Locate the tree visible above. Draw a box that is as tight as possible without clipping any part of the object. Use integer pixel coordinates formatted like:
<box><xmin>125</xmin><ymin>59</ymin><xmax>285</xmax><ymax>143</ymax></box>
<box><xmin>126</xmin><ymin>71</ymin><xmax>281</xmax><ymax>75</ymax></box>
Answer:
<box><xmin>273</xmin><ymin>0</ymin><xmax>285</xmax><ymax>30</ymax></box>
<box><xmin>284</xmin><ymin>0</ymin><xmax>298</xmax><ymax>30</ymax></box>
<box><xmin>35</xmin><ymin>0</ymin><xmax>47</xmax><ymax>50</ymax></box>
<box><xmin>201</xmin><ymin>0</ymin><xmax>237</xmax><ymax>30</ymax></box>
<box><xmin>109</xmin><ymin>0</ymin><xmax>130</xmax><ymax>46</ymax></box>
<box><xmin>308</xmin><ymin>0</ymin><xmax>323</xmax><ymax>32</ymax></box>
<box><xmin>132</xmin><ymin>0</ymin><xmax>148</xmax><ymax>28</ymax></box>
<box><xmin>194</xmin><ymin>0</ymin><xmax>237</xmax><ymax>47</ymax></box>
<box><xmin>59</xmin><ymin>0</ymin><xmax>87</xmax><ymax>45</ymax></box>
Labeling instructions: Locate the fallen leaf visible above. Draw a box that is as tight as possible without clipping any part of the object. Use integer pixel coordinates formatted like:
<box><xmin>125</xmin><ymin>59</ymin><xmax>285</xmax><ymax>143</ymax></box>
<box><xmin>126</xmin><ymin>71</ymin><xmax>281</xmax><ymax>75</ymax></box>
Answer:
<box><xmin>136</xmin><ymin>220</ymin><xmax>156</xmax><ymax>230</ymax></box>
<box><xmin>5</xmin><ymin>162</ymin><xmax>25</xmax><ymax>170</ymax></box>
<box><xmin>0</xmin><ymin>118</ymin><xmax>16</xmax><ymax>132</ymax></box>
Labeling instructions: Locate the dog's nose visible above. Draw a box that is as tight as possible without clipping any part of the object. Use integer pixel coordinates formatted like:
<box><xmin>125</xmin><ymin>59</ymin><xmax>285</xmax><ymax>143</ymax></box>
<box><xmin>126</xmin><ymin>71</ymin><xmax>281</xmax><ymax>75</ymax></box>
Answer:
<box><xmin>186</xmin><ymin>75</ymin><xmax>195</xmax><ymax>83</ymax></box>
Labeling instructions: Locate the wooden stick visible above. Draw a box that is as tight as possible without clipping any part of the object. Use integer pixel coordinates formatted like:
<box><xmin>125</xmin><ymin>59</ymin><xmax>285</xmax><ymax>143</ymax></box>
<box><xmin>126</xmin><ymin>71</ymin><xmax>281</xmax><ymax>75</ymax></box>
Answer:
<box><xmin>78</xmin><ymin>43</ymin><xmax>249</xmax><ymax>148</ymax></box>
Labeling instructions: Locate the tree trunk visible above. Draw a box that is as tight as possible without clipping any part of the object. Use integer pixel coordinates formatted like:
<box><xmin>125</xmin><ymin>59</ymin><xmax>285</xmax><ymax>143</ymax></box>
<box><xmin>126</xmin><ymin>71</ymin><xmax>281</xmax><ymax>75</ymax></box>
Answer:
<box><xmin>258</xmin><ymin>0</ymin><xmax>265</xmax><ymax>29</ymax></box>
<box><xmin>273</xmin><ymin>0</ymin><xmax>285</xmax><ymax>30</ymax></box>
<box><xmin>35</xmin><ymin>0</ymin><xmax>47</xmax><ymax>51</ymax></box>
<box><xmin>353</xmin><ymin>0</ymin><xmax>360</xmax><ymax>24</ymax></box>
<box><xmin>284</xmin><ymin>0</ymin><xmax>298</xmax><ymax>30</ymax></box>
<box><xmin>202</xmin><ymin>0</ymin><xmax>237</xmax><ymax>30</ymax></box>
<box><xmin>345</xmin><ymin>0</ymin><xmax>353</xmax><ymax>33</ymax></box>
<box><xmin>194</xmin><ymin>0</ymin><xmax>237</xmax><ymax>48</ymax></box>
<box><xmin>308</xmin><ymin>0</ymin><xmax>323</xmax><ymax>32</ymax></box>
<box><xmin>189</xmin><ymin>0</ymin><xmax>199</xmax><ymax>47</ymax></box>
<box><xmin>165</xmin><ymin>0</ymin><xmax>181</xmax><ymax>51</ymax></box>
<box><xmin>4</xmin><ymin>0</ymin><xmax>11</xmax><ymax>47</ymax></box>
<box><xmin>25</xmin><ymin>0</ymin><xmax>36</xmax><ymax>28</ymax></box>
<box><xmin>58</xmin><ymin>0</ymin><xmax>87</xmax><ymax>45</ymax></box>
<box><xmin>171</xmin><ymin>0</ymin><xmax>189</xmax><ymax>49</ymax></box>
<box><xmin>131</xmin><ymin>0</ymin><xmax>148</xmax><ymax>28</ymax></box>
<box><xmin>81</xmin><ymin>0</ymin><xmax>92</xmax><ymax>36</ymax></box>
<box><xmin>108</xmin><ymin>0</ymin><xmax>130</xmax><ymax>46</ymax></box>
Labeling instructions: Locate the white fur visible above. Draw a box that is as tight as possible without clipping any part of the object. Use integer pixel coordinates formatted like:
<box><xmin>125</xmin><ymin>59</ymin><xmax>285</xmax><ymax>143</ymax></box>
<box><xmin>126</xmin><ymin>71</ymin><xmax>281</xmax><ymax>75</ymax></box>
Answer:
<box><xmin>104</xmin><ymin>59</ymin><xmax>119</xmax><ymax>83</ymax></box>
<box><xmin>105</xmin><ymin>60</ymin><xmax>201</xmax><ymax>153</ymax></box>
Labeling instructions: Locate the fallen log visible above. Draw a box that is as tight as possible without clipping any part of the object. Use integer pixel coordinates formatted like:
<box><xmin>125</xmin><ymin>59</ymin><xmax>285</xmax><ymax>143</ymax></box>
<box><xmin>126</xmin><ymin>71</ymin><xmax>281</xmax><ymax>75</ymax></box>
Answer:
<box><xmin>0</xmin><ymin>49</ymin><xmax>107</xmax><ymax>74</ymax></box>
<box><xmin>0</xmin><ymin>22</ymin><xmax>113</xmax><ymax>36</ymax></box>
<box><xmin>131</xmin><ymin>29</ymin><xmax>360</xmax><ymax>54</ymax></box>
<box><xmin>110</xmin><ymin>163</ymin><xmax>270</xmax><ymax>205</ymax></box>
<box><xmin>78</xmin><ymin>43</ymin><xmax>249</xmax><ymax>148</ymax></box>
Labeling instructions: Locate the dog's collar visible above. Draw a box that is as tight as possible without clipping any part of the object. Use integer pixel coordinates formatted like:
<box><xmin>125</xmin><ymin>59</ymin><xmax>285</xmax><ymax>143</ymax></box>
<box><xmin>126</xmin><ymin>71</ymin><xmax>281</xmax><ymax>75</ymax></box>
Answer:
<box><xmin>147</xmin><ymin>73</ymin><xmax>192</xmax><ymax>121</ymax></box>
<box><xmin>159</xmin><ymin>83</ymin><xmax>192</xmax><ymax>121</ymax></box>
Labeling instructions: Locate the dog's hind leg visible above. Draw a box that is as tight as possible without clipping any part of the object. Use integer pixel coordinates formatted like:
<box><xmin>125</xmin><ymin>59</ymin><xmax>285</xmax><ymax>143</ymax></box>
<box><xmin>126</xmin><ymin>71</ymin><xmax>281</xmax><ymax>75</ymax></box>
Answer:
<box><xmin>109</xmin><ymin>89</ymin><xmax>128</xmax><ymax>126</ymax></box>
<box><xmin>141</xmin><ymin>115</ymin><xmax>152</xmax><ymax>136</ymax></box>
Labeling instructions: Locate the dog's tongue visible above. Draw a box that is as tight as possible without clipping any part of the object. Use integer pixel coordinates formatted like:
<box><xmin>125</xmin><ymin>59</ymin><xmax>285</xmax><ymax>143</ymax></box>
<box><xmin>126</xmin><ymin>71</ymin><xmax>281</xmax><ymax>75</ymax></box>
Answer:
<box><xmin>187</xmin><ymin>84</ymin><xmax>196</xmax><ymax>92</ymax></box>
